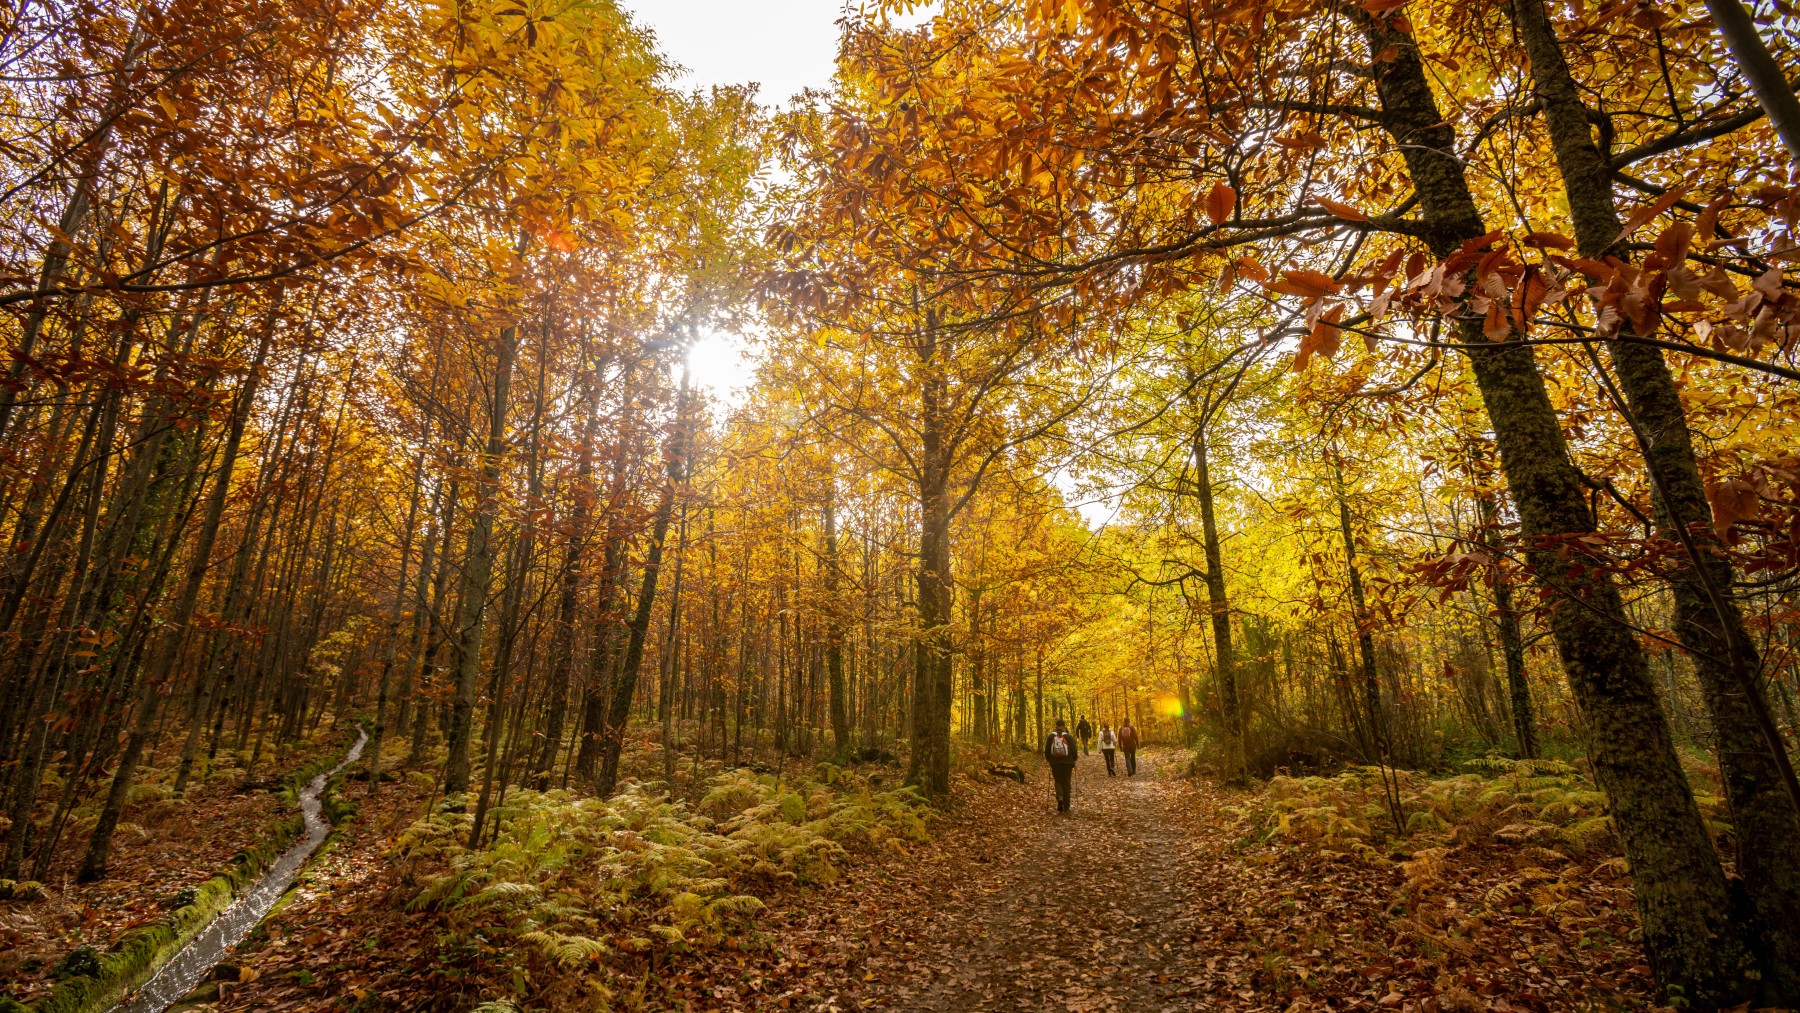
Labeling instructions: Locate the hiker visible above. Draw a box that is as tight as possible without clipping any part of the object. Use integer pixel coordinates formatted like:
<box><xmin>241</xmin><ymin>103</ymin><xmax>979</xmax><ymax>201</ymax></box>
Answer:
<box><xmin>1097</xmin><ymin>721</ymin><xmax>1118</xmax><ymax>775</ymax></box>
<box><xmin>1044</xmin><ymin>717</ymin><xmax>1079</xmax><ymax>813</ymax></box>
<box><xmin>1075</xmin><ymin>715</ymin><xmax>1093</xmax><ymax>755</ymax></box>
<box><xmin>1118</xmin><ymin>718</ymin><xmax>1139</xmax><ymax>776</ymax></box>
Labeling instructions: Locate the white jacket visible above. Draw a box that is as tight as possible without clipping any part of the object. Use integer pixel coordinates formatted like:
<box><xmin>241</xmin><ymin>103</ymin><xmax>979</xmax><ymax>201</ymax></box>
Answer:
<box><xmin>1097</xmin><ymin>729</ymin><xmax>1118</xmax><ymax>750</ymax></box>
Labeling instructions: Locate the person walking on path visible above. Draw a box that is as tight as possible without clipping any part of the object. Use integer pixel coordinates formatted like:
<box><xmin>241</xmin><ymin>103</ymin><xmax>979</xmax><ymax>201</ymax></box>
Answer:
<box><xmin>1118</xmin><ymin>719</ymin><xmax>1139</xmax><ymax>776</ymax></box>
<box><xmin>1044</xmin><ymin>718</ymin><xmax>1079</xmax><ymax>813</ymax></box>
<box><xmin>1097</xmin><ymin>722</ymin><xmax>1118</xmax><ymax>776</ymax></box>
<box><xmin>1075</xmin><ymin>715</ymin><xmax>1093</xmax><ymax>756</ymax></box>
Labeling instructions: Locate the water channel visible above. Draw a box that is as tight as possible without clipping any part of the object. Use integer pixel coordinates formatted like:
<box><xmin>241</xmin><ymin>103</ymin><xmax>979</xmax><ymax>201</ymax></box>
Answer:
<box><xmin>108</xmin><ymin>728</ymin><xmax>368</xmax><ymax>1013</ymax></box>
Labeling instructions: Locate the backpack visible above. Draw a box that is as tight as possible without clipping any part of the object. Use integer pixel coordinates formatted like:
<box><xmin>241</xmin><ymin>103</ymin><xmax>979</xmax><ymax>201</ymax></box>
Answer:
<box><xmin>1051</xmin><ymin>734</ymin><xmax>1070</xmax><ymax>757</ymax></box>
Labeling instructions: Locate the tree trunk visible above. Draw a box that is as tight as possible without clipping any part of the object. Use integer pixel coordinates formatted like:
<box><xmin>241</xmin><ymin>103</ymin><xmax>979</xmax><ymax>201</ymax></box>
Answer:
<box><xmin>368</xmin><ymin>452</ymin><xmax>426</xmax><ymax>797</ymax></box>
<box><xmin>1700</xmin><ymin>0</ymin><xmax>1800</xmax><ymax>158</ymax></box>
<box><xmin>824</xmin><ymin>486</ymin><xmax>850</xmax><ymax>754</ymax></box>
<box><xmin>907</xmin><ymin>332</ymin><xmax>954</xmax><ymax>796</ymax></box>
<box><xmin>1192</xmin><ymin>420</ymin><xmax>1243</xmax><ymax>779</ymax></box>
<box><xmin>1473</xmin><ymin>475</ymin><xmax>1537</xmax><ymax>759</ymax></box>
<box><xmin>1355</xmin><ymin>10</ymin><xmax>1755</xmax><ymax>1004</ymax></box>
<box><xmin>443</xmin><ymin>324</ymin><xmax>518</xmax><ymax>797</ymax></box>
<box><xmin>1332</xmin><ymin>460</ymin><xmax>1385</xmax><ymax>760</ymax></box>
<box><xmin>1505</xmin><ymin>0</ymin><xmax>1800</xmax><ymax>996</ymax></box>
<box><xmin>595</xmin><ymin>374</ymin><xmax>691</xmax><ymax>797</ymax></box>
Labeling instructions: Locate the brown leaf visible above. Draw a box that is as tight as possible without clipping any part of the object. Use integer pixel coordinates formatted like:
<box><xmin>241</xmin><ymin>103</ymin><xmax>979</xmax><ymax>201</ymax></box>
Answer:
<box><xmin>1617</xmin><ymin>186</ymin><xmax>1690</xmax><ymax>240</ymax></box>
<box><xmin>1295</xmin><ymin>303</ymin><xmax>1345</xmax><ymax>370</ymax></box>
<box><xmin>1269</xmin><ymin>268</ymin><xmax>1341</xmax><ymax>300</ymax></box>
<box><xmin>1520</xmin><ymin>231</ymin><xmax>1574</xmax><ymax>250</ymax></box>
<box><xmin>1707</xmin><ymin>476</ymin><xmax>1761</xmax><ymax>542</ymax></box>
<box><xmin>1313</xmin><ymin>196</ymin><xmax>1369</xmax><ymax>222</ymax></box>
<box><xmin>1205</xmin><ymin>182</ymin><xmax>1236</xmax><ymax>226</ymax></box>
<box><xmin>1512</xmin><ymin>266</ymin><xmax>1548</xmax><ymax>334</ymax></box>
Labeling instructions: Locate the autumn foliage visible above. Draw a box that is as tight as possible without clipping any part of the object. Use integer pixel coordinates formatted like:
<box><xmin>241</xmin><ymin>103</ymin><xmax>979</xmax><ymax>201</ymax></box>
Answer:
<box><xmin>1</xmin><ymin>0</ymin><xmax>1797</xmax><ymax>1010</ymax></box>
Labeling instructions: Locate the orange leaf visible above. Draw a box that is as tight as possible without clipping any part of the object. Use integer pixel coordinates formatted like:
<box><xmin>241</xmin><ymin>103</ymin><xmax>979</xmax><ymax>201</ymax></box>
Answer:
<box><xmin>1295</xmin><ymin>303</ymin><xmax>1345</xmax><ymax>370</ymax></box>
<box><xmin>1483</xmin><ymin>300</ymin><xmax>1511</xmax><ymax>342</ymax></box>
<box><xmin>1314</xmin><ymin>196</ymin><xmax>1369</xmax><ymax>222</ymax></box>
<box><xmin>1707</xmin><ymin>477</ymin><xmax>1761</xmax><ymax>543</ymax></box>
<box><xmin>1269</xmin><ymin>268</ymin><xmax>1341</xmax><ymax>299</ymax></box>
<box><xmin>1512</xmin><ymin>266</ymin><xmax>1549</xmax><ymax>333</ymax></box>
<box><xmin>1205</xmin><ymin>182</ymin><xmax>1236</xmax><ymax>226</ymax></box>
<box><xmin>1618</xmin><ymin>186</ymin><xmax>1690</xmax><ymax>240</ymax></box>
<box><xmin>1694</xmin><ymin>192</ymin><xmax>1731</xmax><ymax>246</ymax></box>
<box><xmin>1521</xmin><ymin>231</ymin><xmax>1575</xmax><ymax>250</ymax></box>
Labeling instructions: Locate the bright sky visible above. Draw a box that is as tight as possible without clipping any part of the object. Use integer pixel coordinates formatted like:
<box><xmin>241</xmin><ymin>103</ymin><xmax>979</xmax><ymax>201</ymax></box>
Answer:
<box><xmin>619</xmin><ymin>0</ymin><xmax>852</xmax><ymax>105</ymax></box>
<box><xmin>642</xmin><ymin>2</ymin><xmax>1133</xmax><ymax>526</ymax></box>
<box><xmin>624</xmin><ymin>3</ymin><xmax>853</xmax><ymax>406</ymax></box>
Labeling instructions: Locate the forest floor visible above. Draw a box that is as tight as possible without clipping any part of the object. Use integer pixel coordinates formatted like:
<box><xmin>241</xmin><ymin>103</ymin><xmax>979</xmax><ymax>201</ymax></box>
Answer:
<box><xmin>182</xmin><ymin>745</ymin><xmax>1659</xmax><ymax>1013</ymax></box>
<box><xmin>753</xmin><ymin>750</ymin><xmax>1652</xmax><ymax>1013</ymax></box>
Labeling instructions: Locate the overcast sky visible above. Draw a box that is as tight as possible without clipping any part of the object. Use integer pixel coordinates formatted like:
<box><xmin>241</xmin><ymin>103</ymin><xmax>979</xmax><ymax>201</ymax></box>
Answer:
<box><xmin>619</xmin><ymin>0</ymin><xmax>852</xmax><ymax>106</ymax></box>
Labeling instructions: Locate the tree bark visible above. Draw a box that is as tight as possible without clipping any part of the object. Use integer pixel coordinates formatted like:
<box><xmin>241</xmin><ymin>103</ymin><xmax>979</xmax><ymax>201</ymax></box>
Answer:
<box><xmin>1700</xmin><ymin>0</ymin><xmax>1800</xmax><ymax>158</ymax></box>
<box><xmin>1506</xmin><ymin>0</ymin><xmax>1800</xmax><ymax>996</ymax></box>
<box><xmin>595</xmin><ymin>373</ymin><xmax>691</xmax><ymax>797</ymax></box>
<box><xmin>824</xmin><ymin>485</ymin><xmax>851</xmax><ymax>754</ymax></box>
<box><xmin>1355</xmin><ymin>10</ymin><xmax>1755</xmax><ymax>1004</ymax></box>
<box><xmin>906</xmin><ymin>329</ymin><xmax>954</xmax><ymax>796</ymax></box>
<box><xmin>1191</xmin><ymin>419</ymin><xmax>1243</xmax><ymax>779</ymax></box>
<box><xmin>443</xmin><ymin>324</ymin><xmax>518</xmax><ymax>797</ymax></box>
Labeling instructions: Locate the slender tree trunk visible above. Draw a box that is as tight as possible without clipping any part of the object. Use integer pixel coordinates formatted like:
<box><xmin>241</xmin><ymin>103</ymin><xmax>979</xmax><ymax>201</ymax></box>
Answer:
<box><xmin>907</xmin><ymin>331</ymin><xmax>954</xmax><ymax>796</ymax></box>
<box><xmin>1474</xmin><ymin>476</ymin><xmax>1537</xmax><ymax>759</ymax></box>
<box><xmin>368</xmin><ymin>452</ymin><xmax>427</xmax><ymax>797</ymax></box>
<box><xmin>660</xmin><ymin>504</ymin><xmax>689</xmax><ymax>791</ymax></box>
<box><xmin>443</xmin><ymin>324</ymin><xmax>518</xmax><ymax>797</ymax></box>
<box><xmin>824</xmin><ymin>485</ymin><xmax>850</xmax><ymax>754</ymax></box>
<box><xmin>1699</xmin><ymin>0</ymin><xmax>1800</xmax><ymax>158</ymax></box>
<box><xmin>595</xmin><ymin>373</ymin><xmax>691</xmax><ymax>797</ymax></box>
<box><xmin>1192</xmin><ymin>420</ymin><xmax>1243</xmax><ymax>779</ymax></box>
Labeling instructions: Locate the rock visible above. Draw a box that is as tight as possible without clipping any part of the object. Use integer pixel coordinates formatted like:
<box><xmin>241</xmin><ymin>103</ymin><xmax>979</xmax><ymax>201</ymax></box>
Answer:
<box><xmin>986</xmin><ymin>764</ymin><xmax>1027</xmax><ymax>784</ymax></box>
<box><xmin>53</xmin><ymin>946</ymin><xmax>101</xmax><ymax>980</ymax></box>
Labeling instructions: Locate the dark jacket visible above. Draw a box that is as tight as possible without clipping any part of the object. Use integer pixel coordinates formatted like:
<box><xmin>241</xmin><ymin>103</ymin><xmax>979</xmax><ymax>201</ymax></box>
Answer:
<box><xmin>1044</xmin><ymin>730</ymin><xmax>1078</xmax><ymax>767</ymax></box>
<box><xmin>1075</xmin><ymin>718</ymin><xmax>1093</xmax><ymax>740</ymax></box>
<box><xmin>1118</xmin><ymin>723</ymin><xmax>1139</xmax><ymax>751</ymax></box>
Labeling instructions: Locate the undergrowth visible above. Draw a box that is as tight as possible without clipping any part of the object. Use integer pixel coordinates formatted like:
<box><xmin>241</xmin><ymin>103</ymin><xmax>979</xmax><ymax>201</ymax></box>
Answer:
<box><xmin>1240</xmin><ymin>755</ymin><xmax>1735</xmax><ymax>863</ymax></box>
<box><xmin>1224</xmin><ymin>755</ymin><xmax>1713</xmax><ymax>986</ymax></box>
<box><xmin>391</xmin><ymin>763</ymin><xmax>930</xmax><ymax>1005</ymax></box>
<box><xmin>1233</xmin><ymin>756</ymin><xmax>1735</xmax><ymax>959</ymax></box>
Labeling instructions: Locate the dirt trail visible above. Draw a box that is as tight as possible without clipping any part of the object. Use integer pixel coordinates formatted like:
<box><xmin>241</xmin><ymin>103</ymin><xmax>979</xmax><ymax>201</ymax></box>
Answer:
<box><xmin>854</xmin><ymin>750</ymin><xmax>1210</xmax><ymax>1013</ymax></box>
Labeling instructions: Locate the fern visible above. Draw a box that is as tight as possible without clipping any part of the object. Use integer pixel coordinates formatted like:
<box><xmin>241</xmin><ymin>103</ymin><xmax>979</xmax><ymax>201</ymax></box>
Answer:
<box><xmin>390</xmin><ymin>762</ymin><xmax>932</xmax><ymax>989</ymax></box>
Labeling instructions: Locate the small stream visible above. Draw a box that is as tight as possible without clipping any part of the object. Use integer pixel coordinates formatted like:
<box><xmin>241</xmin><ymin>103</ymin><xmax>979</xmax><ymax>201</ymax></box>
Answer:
<box><xmin>109</xmin><ymin>728</ymin><xmax>368</xmax><ymax>1013</ymax></box>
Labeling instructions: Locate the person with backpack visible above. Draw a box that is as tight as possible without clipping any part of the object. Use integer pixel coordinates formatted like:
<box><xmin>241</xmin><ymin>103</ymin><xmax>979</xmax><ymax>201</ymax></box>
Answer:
<box><xmin>1075</xmin><ymin>715</ymin><xmax>1093</xmax><ymax>755</ymax></box>
<box><xmin>1044</xmin><ymin>718</ymin><xmax>1079</xmax><ymax>813</ymax></box>
<box><xmin>1118</xmin><ymin>718</ymin><xmax>1139</xmax><ymax>776</ymax></box>
<box><xmin>1097</xmin><ymin>721</ymin><xmax>1118</xmax><ymax>776</ymax></box>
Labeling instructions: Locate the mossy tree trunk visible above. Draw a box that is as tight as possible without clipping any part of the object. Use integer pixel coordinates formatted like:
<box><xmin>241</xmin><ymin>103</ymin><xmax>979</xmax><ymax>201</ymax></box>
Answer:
<box><xmin>1355</xmin><ymin>9</ymin><xmax>1756</xmax><ymax>1005</ymax></box>
<box><xmin>1506</xmin><ymin>0</ymin><xmax>1800</xmax><ymax>997</ymax></box>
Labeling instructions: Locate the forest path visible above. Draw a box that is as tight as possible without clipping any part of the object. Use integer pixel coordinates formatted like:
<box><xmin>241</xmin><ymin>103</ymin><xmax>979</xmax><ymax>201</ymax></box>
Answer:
<box><xmin>852</xmin><ymin>750</ymin><xmax>1214</xmax><ymax>1013</ymax></box>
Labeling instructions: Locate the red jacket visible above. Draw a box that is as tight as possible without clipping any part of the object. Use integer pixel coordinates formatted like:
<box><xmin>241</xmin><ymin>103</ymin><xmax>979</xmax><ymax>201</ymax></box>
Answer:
<box><xmin>1118</xmin><ymin>724</ymin><xmax>1139</xmax><ymax>751</ymax></box>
